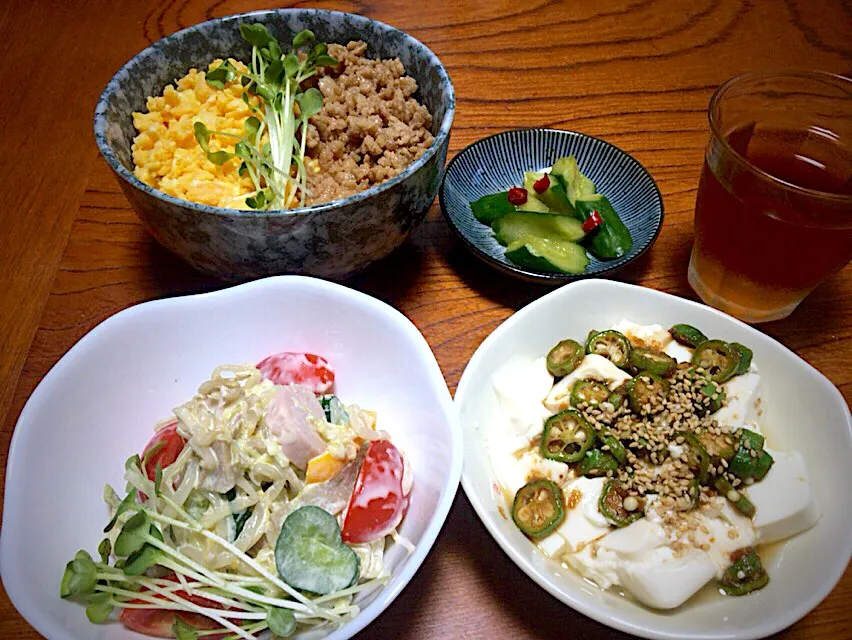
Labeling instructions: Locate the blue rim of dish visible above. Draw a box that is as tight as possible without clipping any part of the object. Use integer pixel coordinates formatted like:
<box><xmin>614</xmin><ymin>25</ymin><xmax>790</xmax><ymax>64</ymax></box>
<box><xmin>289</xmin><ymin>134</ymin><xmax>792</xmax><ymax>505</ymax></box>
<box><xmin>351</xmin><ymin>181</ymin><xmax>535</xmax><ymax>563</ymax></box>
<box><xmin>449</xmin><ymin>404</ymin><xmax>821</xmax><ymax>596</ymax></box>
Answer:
<box><xmin>439</xmin><ymin>128</ymin><xmax>664</xmax><ymax>283</ymax></box>
<box><xmin>93</xmin><ymin>8</ymin><xmax>455</xmax><ymax>218</ymax></box>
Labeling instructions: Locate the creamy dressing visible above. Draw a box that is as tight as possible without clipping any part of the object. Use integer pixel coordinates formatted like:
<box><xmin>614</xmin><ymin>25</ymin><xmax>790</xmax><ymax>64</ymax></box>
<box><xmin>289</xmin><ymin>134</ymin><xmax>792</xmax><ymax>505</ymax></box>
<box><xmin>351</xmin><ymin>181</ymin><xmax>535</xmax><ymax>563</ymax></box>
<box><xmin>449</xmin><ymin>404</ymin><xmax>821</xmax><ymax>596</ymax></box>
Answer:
<box><xmin>350</xmin><ymin>449</ymin><xmax>405</xmax><ymax>510</ymax></box>
<box><xmin>487</xmin><ymin>319</ymin><xmax>820</xmax><ymax>610</ymax></box>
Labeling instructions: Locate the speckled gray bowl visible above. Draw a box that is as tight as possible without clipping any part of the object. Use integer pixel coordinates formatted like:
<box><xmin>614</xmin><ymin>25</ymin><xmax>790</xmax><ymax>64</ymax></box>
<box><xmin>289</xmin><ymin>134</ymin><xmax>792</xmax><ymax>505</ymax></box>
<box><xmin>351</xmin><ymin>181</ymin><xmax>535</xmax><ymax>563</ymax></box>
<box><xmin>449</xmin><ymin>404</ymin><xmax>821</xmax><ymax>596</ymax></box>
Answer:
<box><xmin>94</xmin><ymin>9</ymin><xmax>454</xmax><ymax>280</ymax></box>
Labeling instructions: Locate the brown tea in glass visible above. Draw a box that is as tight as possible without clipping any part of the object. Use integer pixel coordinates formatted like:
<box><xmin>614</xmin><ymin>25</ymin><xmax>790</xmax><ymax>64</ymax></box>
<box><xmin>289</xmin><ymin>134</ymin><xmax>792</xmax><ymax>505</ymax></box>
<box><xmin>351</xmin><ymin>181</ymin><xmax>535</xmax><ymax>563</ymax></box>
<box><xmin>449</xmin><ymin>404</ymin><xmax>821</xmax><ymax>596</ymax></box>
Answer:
<box><xmin>689</xmin><ymin>71</ymin><xmax>852</xmax><ymax>322</ymax></box>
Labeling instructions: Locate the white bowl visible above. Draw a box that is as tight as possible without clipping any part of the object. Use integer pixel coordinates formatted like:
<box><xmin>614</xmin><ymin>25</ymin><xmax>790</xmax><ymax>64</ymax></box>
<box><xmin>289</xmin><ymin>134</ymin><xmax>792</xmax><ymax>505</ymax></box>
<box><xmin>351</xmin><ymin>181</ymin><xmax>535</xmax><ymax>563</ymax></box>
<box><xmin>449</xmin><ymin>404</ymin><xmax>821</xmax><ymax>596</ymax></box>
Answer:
<box><xmin>456</xmin><ymin>279</ymin><xmax>852</xmax><ymax>640</ymax></box>
<box><xmin>0</xmin><ymin>276</ymin><xmax>462</xmax><ymax>639</ymax></box>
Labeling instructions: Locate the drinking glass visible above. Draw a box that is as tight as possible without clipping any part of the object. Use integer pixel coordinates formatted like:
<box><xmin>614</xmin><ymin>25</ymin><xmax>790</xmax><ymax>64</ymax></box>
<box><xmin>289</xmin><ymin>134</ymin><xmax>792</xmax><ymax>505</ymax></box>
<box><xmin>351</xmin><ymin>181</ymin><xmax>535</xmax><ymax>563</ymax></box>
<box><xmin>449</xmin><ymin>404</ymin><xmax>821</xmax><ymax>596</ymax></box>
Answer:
<box><xmin>689</xmin><ymin>70</ymin><xmax>852</xmax><ymax>323</ymax></box>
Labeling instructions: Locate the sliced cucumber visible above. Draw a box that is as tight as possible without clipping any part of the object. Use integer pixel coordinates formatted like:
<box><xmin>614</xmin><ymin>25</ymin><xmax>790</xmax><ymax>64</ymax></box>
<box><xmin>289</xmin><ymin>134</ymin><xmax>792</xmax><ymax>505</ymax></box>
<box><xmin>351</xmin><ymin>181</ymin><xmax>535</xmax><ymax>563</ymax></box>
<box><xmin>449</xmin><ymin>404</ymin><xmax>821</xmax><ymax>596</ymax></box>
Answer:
<box><xmin>523</xmin><ymin>171</ymin><xmax>546</xmax><ymax>192</ymax></box>
<box><xmin>575</xmin><ymin>194</ymin><xmax>633</xmax><ymax>259</ymax></box>
<box><xmin>536</xmin><ymin>180</ymin><xmax>576</xmax><ymax>216</ymax></box>
<box><xmin>319</xmin><ymin>394</ymin><xmax>349</xmax><ymax>425</ymax></box>
<box><xmin>505</xmin><ymin>236</ymin><xmax>589</xmax><ymax>274</ymax></box>
<box><xmin>492</xmin><ymin>211</ymin><xmax>585</xmax><ymax>246</ymax></box>
<box><xmin>275</xmin><ymin>506</ymin><xmax>359</xmax><ymax>595</ymax></box>
<box><xmin>551</xmin><ymin>156</ymin><xmax>596</xmax><ymax>205</ymax></box>
<box><xmin>470</xmin><ymin>191</ymin><xmax>516</xmax><ymax>224</ymax></box>
<box><xmin>524</xmin><ymin>170</ymin><xmax>575</xmax><ymax>215</ymax></box>
<box><xmin>517</xmin><ymin>194</ymin><xmax>551</xmax><ymax>213</ymax></box>
<box><xmin>517</xmin><ymin>171</ymin><xmax>560</xmax><ymax>213</ymax></box>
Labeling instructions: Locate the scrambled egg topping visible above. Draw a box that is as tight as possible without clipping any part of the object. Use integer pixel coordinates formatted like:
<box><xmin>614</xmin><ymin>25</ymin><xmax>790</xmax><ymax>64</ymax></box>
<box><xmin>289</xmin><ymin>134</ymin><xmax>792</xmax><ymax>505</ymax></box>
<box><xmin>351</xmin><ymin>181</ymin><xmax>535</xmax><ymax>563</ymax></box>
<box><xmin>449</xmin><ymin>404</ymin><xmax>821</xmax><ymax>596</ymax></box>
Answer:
<box><xmin>131</xmin><ymin>60</ymin><xmax>256</xmax><ymax>208</ymax></box>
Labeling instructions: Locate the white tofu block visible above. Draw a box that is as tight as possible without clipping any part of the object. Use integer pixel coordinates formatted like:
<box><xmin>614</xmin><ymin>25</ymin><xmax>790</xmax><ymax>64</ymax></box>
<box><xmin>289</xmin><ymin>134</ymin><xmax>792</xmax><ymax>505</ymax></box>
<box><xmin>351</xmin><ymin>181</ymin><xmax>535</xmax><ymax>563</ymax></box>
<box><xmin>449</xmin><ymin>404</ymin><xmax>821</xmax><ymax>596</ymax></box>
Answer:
<box><xmin>563</xmin><ymin>544</ymin><xmax>620</xmax><ymax>590</ymax></box>
<box><xmin>610</xmin><ymin>320</ymin><xmax>673</xmax><ymax>351</ymax></box>
<box><xmin>691</xmin><ymin>499</ymin><xmax>758</xmax><ymax>575</ymax></box>
<box><xmin>663</xmin><ymin>341</ymin><xmax>693</xmax><ymax>363</ymax></box>
<box><xmin>746</xmin><ymin>449</ymin><xmax>820</xmax><ymax>544</ymax></box>
<box><xmin>537</xmin><ymin>532</ymin><xmax>567</xmax><ymax>558</ymax></box>
<box><xmin>492</xmin><ymin>356</ymin><xmax>554</xmax><ymax>447</ymax></box>
<box><xmin>486</xmin><ymin>444</ymin><xmax>528</xmax><ymax>499</ymax></box>
<box><xmin>489</xmin><ymin>449</ymin><xmax>571</xmax><ymax>497</ymax></box>
<box><xmin>555</xmin><ymin>477</ymin><xmax>611</xmax><ymax>552</ymax></box>
<box><xmin>545</xmin><ymin>355</ymin><xmax>631</xmax><ymax>412</ymax></box>
<box><xmin>598</xmin><ymin>518</ymin><xmax>668</xmax><ymax>560</ymax></box>
<box><xmin>617</xmin><ymin>548</ymin><xmax>717</xmax><ymax>610</ymax></box>
<box><xmin>714</xmin><ymin>372</ymin><xmax>762</xmax><ymax>431</ymax></box>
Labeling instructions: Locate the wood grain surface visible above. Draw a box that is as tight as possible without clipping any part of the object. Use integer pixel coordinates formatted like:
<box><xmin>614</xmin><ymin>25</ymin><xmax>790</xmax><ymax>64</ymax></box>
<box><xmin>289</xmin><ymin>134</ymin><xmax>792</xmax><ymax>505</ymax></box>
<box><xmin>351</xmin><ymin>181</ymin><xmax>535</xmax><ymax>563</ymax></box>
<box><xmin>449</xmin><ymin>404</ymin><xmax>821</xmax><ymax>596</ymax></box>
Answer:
<box><xmin>1</xmin><ymin>0</ymin><xmax>850</xmax><ymax>638</ymax></box>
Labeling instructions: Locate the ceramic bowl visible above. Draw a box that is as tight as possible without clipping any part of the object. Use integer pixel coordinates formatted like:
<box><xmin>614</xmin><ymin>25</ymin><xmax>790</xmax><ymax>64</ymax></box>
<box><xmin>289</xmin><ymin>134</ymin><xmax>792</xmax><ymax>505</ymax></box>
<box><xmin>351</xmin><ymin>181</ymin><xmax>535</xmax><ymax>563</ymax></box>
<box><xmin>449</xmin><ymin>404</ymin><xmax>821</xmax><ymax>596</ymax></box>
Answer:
<box><xmin>0</xmin><ymin>276</ymin><xmax>463</xmax><ymax>639</ymax></box>
<box><xmin>94</xmin><ymin>9</ymin><xmax>454</xmax><ymax>281</ymax></box>
<box><xmin>440</xmin><ymin>129</ymin><xmax>663</xmax><ymax>282</ymax></box>
<box><xmin>455</xmin><ymin>279</ymin><xmax>851</xmax><ymax>639</ymax></box>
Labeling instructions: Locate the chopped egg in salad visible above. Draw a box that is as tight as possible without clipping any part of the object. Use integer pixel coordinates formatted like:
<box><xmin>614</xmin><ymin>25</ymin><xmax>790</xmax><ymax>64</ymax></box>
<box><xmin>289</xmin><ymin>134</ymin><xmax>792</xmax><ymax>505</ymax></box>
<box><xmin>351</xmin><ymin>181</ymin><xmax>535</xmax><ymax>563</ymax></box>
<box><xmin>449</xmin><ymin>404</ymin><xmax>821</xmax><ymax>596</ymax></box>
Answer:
<box><xmin>60</xmin><ymin>351</ymin><xmax>412</xmax><ymax>639</ymax></box>
<box><xmin>487</xmin><ymin>320</ymin><xmax>819</xmax><ymax>609</ymax></box>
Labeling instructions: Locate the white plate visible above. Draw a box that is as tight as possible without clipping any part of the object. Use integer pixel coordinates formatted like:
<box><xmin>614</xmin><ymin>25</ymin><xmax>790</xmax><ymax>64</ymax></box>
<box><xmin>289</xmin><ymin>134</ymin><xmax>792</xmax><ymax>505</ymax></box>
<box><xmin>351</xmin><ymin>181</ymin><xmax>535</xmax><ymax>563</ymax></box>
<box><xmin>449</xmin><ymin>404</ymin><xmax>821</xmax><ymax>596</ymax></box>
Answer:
<box><xmin>456</xmin><ymin>279</ymin><xmax>852</xmax><ymax>640</ymax></box>
<box><xmin>1</xmin><ymin>276</ymin><xmax>462</xmax><ymax>640</ymax></box>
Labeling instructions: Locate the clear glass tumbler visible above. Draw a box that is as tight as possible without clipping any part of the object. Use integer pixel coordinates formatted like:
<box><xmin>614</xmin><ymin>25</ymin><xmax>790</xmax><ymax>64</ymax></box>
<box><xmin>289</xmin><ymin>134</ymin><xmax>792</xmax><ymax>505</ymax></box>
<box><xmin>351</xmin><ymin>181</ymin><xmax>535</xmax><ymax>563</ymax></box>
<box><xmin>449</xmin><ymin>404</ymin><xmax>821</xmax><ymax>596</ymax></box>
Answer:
<box><xmin>688</xmin><ymin>70</ymin><xmax>852</xmax><ymax>323</ymax></box>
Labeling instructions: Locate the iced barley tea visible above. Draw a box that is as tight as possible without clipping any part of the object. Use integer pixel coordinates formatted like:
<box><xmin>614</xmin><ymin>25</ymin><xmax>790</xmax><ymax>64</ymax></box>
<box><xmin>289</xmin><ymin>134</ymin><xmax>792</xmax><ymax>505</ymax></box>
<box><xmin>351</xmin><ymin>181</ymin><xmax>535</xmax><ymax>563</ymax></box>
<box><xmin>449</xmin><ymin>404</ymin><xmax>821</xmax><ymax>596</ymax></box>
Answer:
<box><xmin>688</xmin><ymin>71</ymin><xmax>852</xmax><ymax>322</ymax></box>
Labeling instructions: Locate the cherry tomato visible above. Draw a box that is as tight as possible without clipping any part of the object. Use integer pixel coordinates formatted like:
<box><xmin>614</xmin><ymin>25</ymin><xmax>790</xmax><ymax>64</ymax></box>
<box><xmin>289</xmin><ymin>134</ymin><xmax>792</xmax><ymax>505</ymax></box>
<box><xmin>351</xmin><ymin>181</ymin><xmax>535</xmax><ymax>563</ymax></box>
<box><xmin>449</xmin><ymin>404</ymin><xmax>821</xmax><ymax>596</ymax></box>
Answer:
<box><xmin>119</xmin><ymin>608</ymin><xmax>177</xmax><ymax>638</ymax></box>
<box><xmin>141</xmin><ymin>420</ymin><xmax>186</xmax><ymax>482</ymax></box>
<box><xmin>256</xmin><ymin>352</ymin><xmax>335</xmax><ymax>394</ymax></box>
<box><xmin>120</xmin><ymin>606</ymin><xmax>227</xmax><ymax>639</ymax></box>
<box><xmin>341</xmin><ymin>440</ymin><xmax>411</xmax><ymax>544</ymax></box>
<box><xmin>119</xmin><ymin>575</ymin><xmax>228</xmax><ymax>639</ymax></box>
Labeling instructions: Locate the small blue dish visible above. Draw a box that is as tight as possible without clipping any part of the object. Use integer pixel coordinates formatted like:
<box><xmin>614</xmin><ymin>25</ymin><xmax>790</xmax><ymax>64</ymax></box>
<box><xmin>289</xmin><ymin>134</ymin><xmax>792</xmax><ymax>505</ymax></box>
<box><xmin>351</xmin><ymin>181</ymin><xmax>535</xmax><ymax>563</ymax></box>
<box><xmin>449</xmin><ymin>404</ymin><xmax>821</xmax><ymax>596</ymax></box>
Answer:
<box><xmin>439</xmin><ymin>129</ymin><xmax>664</xmax><ymax>283</ymax></box>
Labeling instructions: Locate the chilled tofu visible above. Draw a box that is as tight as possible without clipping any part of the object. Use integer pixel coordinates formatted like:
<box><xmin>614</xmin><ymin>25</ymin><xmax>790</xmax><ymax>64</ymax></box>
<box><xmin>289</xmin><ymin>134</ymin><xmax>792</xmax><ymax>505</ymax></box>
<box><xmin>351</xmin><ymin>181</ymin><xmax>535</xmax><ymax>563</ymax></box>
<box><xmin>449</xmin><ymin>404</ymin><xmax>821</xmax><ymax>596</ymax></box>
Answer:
<box><xmin>617</xmin><ymin>548</ymin><xmax>717</xmax><ymax>609</ymax></box>
<box><xmin>492</xmin><ymin>356</ymin><xmax>554</xmax><ymax>448</ymax></box>
<box><xmin>537</xmin><ymin>530</ymin><xmax>569</xmax><ymax>557</ymax></box>
<box><xmin>487</xmin><ymin>357</ymin><xmax>562</xmax><ymax>496</ymax></box>
<box><xmin>545</xmin><ymin>355</ymin><xmax>631</xmax><ymax>411</ymax></box>
<box><xmin>746</xmin><ymin>449</ymin><xmax>820</xmax><ymax>543</ymax></box>
<box><xmin>610</xmin><ymin>320</ymin><xmax>673</xmax><ymax>351</ymax></box>
<box><xmin>663</xmin><ymin>340</ymin><xmax>693</xmax><ymax>363</ymax></box>
<box><xmin>668</xmin><ymin>442</ymin><xmax>686</xmax><ymax>459</ymax></box>
<box><xmin>545</xmin><ymin>477</ymin><xmax>610</xmax><ymax>554</ymax></box>
<box><xmin>567</xmin><ymin>506</ymin><xmax>747</xmax><ymax>607</ymax></box>
<box><xmin>714</xmin><ymin>370</ymin><xmax>762</xmax><ymax>430</ymax></box>
<box><xmin>491</xmin><ymin>449</ymin><xmax>572</xmax><ymax>498</ymax></box>
<box><xmin>691</xmin><ymin>498</ymin><xmax>759</xmax><ymax>575</ymax></box>
<box><xmin>564</xmin><ymin>544</ymin><xmax>620</xmax><ymax>590</ymax></box>
<box><xmin>597</xmin><ymin>518</ymin><xmax>668</xmax><ymax>560</ymax></box>
<box><xmin>487</xmin><ymin>321</ymin><xmax>818</xmax><ymax>612</ymax></box>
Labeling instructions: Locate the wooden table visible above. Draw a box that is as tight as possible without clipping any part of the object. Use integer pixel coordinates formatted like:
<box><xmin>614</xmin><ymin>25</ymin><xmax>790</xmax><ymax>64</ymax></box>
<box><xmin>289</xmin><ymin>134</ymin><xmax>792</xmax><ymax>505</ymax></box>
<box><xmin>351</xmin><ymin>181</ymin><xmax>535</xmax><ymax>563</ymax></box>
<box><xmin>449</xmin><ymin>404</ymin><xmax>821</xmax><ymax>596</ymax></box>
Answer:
<box><xmin>1</xmin><ymin>0</ymin><xmax>849</xmax><ymax>637</ymax></box>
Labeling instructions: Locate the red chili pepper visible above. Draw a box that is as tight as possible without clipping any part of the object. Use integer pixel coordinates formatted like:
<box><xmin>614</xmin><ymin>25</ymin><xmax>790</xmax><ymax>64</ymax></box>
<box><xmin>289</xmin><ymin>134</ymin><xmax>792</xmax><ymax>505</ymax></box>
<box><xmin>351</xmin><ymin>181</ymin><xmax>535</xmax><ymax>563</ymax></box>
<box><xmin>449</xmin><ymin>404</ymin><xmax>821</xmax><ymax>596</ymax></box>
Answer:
<box><xmin>533</xmin><ymin>174</ymin><xmax>550</xmax><ymax>194</ymax></box>
<box><xmin>507</xmin><ymin>187</ymin><xmax>528</xmax><ymax>206</ymax></box>
<box><xmin>582</xmin><ymin>210</ymin><xmax>603</xmax><ymax>233</ymax></box>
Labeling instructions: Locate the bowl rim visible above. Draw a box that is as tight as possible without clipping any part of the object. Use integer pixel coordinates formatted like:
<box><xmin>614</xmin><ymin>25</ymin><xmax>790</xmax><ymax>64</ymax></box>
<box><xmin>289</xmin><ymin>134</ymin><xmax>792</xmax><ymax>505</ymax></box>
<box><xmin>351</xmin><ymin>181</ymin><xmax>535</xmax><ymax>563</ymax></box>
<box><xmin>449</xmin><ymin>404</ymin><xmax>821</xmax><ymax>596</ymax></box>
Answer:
<box><xmin>455</xmin><ymin>278</ymin><xmax>852</xmax><ymax>640</ymax></box>
<box><xmin>93</xmin><ymin>8</ymin><xmax>455</xmax><ymax>218</ymax></box>
<box><xmin>0</xmin><ymin>275</ymin><xmax>464</xmax><ymax>640</ymax></box>
<box><xmin>439</xmin><ymin>128</ymin><xmax>664</xmax><ymax>283</ymax></box>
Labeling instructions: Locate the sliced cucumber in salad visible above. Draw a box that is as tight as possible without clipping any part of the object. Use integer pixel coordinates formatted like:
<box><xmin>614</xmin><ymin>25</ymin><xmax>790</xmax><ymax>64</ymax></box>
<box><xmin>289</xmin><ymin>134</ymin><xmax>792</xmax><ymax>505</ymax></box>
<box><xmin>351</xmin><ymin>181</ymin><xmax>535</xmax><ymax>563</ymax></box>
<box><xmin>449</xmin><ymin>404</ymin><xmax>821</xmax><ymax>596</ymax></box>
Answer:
<box><xmin>275</xmin><ymin>506</ymin><xmax>360</xmax><ymax>595</ymax></box>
